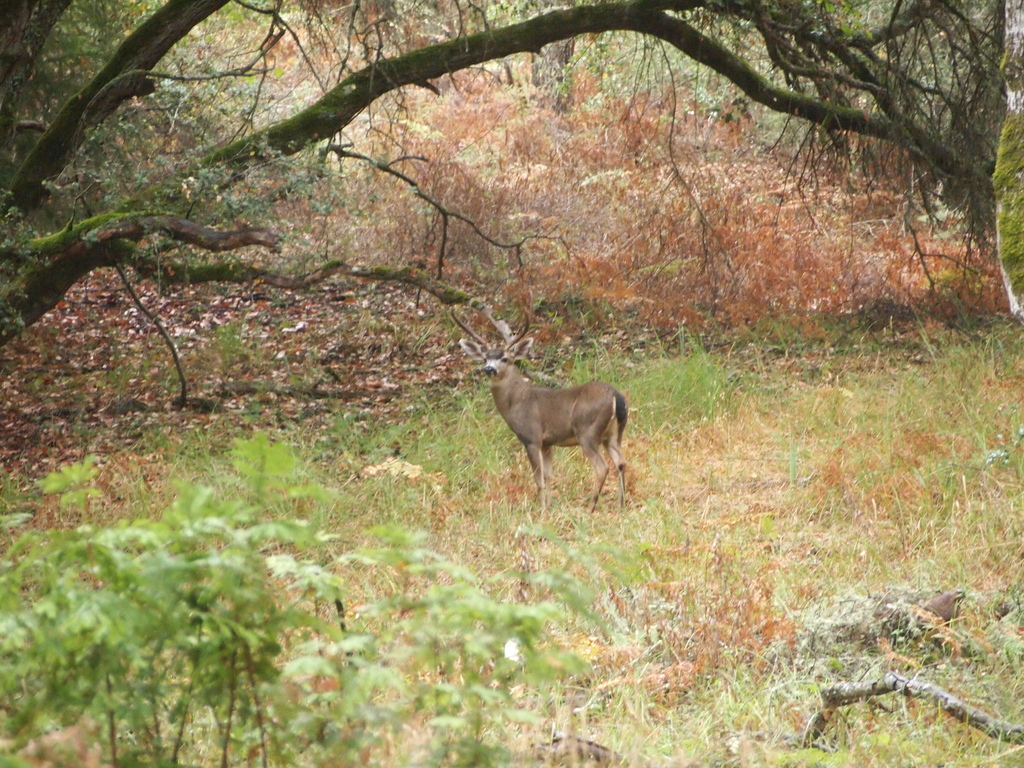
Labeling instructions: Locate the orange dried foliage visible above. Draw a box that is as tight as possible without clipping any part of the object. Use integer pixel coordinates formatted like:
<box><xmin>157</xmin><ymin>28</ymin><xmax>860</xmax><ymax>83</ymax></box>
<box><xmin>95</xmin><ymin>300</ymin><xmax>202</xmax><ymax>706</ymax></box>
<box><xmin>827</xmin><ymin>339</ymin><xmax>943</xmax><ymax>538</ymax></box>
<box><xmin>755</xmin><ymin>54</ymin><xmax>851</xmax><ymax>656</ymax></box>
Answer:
<box><xmin>305</xmin><ymin>66</ymin><xmax>1001</xmax><ymax>331</ymax></box>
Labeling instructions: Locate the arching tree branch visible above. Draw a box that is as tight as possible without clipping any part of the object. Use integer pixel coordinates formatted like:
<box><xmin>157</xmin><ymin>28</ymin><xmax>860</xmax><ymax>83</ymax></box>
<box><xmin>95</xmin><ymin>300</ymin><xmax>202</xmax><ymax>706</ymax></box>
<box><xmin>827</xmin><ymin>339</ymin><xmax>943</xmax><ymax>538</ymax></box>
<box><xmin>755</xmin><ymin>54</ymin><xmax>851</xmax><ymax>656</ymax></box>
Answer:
<box><xmin>8</xmin><ymin>0</ymin><xmax>233</xmax><ymax>213</ymax></box>
<box><xmin>188</xmin><ymin>0</ymin><xmax>994</xmax><ymax>230</ymax></box>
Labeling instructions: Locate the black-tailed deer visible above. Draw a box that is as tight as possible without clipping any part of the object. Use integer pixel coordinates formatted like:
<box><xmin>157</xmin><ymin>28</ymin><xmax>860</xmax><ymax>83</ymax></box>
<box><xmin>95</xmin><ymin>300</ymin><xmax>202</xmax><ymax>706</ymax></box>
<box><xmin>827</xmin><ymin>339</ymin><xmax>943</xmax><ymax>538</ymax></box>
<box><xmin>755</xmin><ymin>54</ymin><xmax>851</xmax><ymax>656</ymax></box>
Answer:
<box><xmin>455</xmin><ymin>309</ymin><xmax>627</xmax><ymax>512</ymax></box>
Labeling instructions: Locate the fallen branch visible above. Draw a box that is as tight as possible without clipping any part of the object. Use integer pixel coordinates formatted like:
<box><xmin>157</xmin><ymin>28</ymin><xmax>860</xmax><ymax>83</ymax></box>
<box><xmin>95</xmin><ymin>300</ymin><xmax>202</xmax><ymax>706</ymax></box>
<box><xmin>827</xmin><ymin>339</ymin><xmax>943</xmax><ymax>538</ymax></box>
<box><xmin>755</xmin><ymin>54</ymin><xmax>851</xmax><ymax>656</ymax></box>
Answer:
<box><xmin>131</xmin><ymin>257</ymin><xmax>476</xmax><ymax>307</ymax></box>
<box><xmin>535</xmin><ymin>734</ymin><xmax>629</xmax><ymax>767</ymax></box>
<box><xmin>533</xmin><ymin>733</ymin><xmax>684</xmax><ymax>768</ymax></box>
<box><xmin>802</xmin><ymin>670</ymin><xmax>1024</xmax><ymax>747</ymax></box>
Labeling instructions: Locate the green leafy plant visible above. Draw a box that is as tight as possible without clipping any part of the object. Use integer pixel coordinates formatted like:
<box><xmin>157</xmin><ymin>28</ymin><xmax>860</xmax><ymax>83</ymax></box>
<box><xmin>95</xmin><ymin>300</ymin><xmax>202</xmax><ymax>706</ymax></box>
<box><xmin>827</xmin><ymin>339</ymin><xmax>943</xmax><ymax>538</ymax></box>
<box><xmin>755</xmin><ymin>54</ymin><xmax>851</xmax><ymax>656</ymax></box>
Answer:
<box><xmin>0</xmin><ymin>436</ymin><xmax>589</xmax><ymax>767</ymax></box>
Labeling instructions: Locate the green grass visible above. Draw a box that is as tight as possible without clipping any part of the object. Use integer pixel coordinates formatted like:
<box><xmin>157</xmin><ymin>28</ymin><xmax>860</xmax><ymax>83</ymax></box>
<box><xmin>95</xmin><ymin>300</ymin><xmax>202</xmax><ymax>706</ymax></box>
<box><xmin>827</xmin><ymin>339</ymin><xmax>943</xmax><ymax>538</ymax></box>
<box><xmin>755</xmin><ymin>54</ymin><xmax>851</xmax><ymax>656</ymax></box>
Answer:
<box><xmin>9</xmin><ymin>325</ymin><xmax>1024</xmax><ymax>765</ymax></box>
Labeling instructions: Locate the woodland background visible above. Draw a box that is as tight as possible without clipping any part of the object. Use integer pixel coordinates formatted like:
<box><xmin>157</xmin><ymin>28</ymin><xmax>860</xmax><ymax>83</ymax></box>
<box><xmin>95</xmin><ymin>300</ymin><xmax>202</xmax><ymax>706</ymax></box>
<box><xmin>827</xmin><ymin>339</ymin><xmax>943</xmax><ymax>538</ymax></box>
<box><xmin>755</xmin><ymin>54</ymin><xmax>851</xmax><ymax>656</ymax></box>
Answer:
<box><xmin>2</xmin><ymin>2</ymin><xmax>1024</xmax><ymax>767</ymax></box>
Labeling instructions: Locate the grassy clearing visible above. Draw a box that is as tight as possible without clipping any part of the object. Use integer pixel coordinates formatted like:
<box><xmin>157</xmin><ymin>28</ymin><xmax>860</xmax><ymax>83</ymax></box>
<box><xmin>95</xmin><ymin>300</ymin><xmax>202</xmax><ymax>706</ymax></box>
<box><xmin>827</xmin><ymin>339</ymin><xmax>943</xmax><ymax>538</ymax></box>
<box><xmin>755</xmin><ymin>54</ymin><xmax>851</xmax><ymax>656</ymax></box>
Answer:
<box><xmin>7</xmin><ymin>321</ymin><xmax>1024</xmax><ymax>765</ymax></box>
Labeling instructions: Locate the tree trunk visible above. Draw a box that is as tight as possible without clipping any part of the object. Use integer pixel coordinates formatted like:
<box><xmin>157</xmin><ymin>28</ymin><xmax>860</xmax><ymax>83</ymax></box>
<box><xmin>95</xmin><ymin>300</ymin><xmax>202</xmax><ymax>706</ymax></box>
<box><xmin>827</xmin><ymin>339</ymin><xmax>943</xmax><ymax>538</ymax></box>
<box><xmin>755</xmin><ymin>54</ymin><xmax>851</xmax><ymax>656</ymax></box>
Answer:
<box><xmin>0</xmin><ymin>0</ymin><xmax>73</xmax><ymax>176</ymax></box>
<box><xmin>532</xmin><ymin>39</ymin><xmax>575</xmax><ymax>112</ymax></box>
<box><xmin>530</xmin><ymin>0</ymin><xmax>575</xmax><ymax>113</ymax></box>
<box><xmin>997</xmin><ymin>0</ymin><xmax>1024</xmax><ymax>319</ymax></box>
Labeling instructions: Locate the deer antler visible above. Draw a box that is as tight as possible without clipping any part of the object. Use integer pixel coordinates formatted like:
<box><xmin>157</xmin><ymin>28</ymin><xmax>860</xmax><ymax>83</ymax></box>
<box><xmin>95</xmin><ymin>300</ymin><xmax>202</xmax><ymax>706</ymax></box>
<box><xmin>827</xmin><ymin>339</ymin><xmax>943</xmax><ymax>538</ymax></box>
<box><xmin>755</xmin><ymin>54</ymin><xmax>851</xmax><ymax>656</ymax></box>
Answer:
<box><xmin>451</xmin><ymin>311</ymin><xmax>489</xmax><ymax>346</ymax></box>
<box><xmin>480</xmin><ymin>304</ymin><xmax>529</xmax><ymax>345</ymax></box>
<box><xmin>453</xmin><ymin>303</ymin><xmax>529</xmax><ymax>346</ymax></box>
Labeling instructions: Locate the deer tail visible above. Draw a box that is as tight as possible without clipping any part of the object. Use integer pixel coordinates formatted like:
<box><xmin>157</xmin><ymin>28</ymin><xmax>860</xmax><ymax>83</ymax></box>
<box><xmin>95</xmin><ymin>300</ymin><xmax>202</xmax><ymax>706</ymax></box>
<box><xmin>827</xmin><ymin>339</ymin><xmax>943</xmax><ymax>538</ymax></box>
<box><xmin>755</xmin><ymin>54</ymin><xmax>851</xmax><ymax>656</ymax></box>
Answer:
<box><xmin>613</xmin><ymin>390</ymin><xmax>628</xmax><ymax>437</ymax></box>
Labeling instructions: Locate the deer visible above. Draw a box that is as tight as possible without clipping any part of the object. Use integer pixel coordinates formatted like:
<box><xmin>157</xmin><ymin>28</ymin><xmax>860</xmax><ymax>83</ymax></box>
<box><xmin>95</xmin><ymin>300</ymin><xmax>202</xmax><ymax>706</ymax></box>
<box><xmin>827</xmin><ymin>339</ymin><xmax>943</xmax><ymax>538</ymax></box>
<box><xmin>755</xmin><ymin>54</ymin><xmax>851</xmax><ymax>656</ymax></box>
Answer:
<box><xmin>454</xmin><ymin>308</ymin><xmax>628</xmax><ymax>512</ymax></box>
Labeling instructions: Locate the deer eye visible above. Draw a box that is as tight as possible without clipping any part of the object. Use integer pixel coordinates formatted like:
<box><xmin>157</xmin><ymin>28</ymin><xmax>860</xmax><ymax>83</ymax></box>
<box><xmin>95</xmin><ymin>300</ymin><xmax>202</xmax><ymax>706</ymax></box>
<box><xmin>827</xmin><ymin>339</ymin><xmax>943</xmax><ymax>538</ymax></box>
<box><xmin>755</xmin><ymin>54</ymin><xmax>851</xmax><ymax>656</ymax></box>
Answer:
<box><xmin>501</xmin><ymin>356</ymin><xmax>508</xmax><ymax>363</ymax></box>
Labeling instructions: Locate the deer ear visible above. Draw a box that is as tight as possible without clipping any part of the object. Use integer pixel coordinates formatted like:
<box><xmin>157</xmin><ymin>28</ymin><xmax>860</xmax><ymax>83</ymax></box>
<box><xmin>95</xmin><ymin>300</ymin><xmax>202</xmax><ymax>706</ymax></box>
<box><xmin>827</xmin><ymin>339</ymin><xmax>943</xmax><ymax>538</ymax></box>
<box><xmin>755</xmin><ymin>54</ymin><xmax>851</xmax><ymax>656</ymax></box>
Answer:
<box><xmin>459</xmin><ymin>338</ymin><xmax>486</xmax><ymax>359</ymax></box>
<box><xmin>509</xmin><ymin>337</ymin><xmax>534</xmax><ymax>359</ymax></box>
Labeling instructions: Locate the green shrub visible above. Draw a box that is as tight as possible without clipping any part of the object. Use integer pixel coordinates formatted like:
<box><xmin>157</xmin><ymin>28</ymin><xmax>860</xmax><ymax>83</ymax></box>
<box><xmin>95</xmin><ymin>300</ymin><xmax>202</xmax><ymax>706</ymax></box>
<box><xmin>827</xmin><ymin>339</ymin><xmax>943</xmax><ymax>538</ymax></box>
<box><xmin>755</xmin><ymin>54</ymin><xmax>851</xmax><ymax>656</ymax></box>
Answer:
<box><xmin>0</xmin><ymin>436</ymin><xmax>588</xmax><ymax>767</ymax></box>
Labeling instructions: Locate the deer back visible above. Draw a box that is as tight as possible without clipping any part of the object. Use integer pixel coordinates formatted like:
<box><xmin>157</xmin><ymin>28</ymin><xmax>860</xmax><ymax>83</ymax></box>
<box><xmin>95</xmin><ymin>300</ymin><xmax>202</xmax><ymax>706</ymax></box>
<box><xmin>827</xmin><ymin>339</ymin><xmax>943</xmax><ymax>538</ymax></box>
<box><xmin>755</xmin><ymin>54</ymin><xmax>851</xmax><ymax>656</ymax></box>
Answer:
<box><xmin>494</xmin><ymin>378</ymin><xmax>618</xmax><ymax>449</ymax></box>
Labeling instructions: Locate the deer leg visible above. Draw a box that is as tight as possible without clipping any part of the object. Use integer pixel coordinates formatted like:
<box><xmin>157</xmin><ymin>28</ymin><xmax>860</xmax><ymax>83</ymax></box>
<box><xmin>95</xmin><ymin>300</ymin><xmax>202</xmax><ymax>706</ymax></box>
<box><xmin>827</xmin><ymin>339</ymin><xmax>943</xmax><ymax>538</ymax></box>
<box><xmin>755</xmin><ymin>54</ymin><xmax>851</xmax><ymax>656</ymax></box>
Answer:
<box><xmin>605</xmin><ymin>441</ymin><xmax>626</xmax><ymax>510</ymax></box>
<box><xmin>524</xmin><ymin>443</ymin><xmax>548</xmax><ymax>510</ymax></box>
<box><xmin>580</xmin><ymin>443</ymin><xmax>609</xmax><ymax>513</ymax></box>
<box><xmin>541</xmin><ymin>446</ymin><xmax>554</xmax><ymax>487</ymax></box>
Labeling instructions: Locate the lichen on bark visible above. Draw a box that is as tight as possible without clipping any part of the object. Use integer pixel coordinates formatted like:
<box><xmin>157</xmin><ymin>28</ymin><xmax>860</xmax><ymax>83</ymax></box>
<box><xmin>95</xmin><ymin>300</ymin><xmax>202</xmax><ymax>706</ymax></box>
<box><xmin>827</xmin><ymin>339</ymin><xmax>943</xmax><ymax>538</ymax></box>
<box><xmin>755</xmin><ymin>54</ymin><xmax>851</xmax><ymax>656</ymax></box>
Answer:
<box><xmin>995</xmin><ymin>122</ymin><xmax>1024</xmax><ymax>311</ymax></box>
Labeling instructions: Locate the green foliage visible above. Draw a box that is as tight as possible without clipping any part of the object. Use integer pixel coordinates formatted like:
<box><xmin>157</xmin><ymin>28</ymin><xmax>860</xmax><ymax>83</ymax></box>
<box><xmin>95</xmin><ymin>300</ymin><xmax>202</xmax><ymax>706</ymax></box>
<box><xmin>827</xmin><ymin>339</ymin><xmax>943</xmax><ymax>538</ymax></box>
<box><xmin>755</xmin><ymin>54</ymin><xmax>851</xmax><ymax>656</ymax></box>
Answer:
<box><xmin>39</xmin><ymin>454</ymin><xmax>101</xmax><ymax>508</ymax></box>
<box><xmin>629</xmin><ymin>340</ymin><xmax>736</xmax><ymax>431</ymax></box>
<box><xmin>0</xmin><ymin>436</ymin><xmax>588</xmax><ymax>766</ymax></box>
<box><xmin>1</xmin><ymin>438</ymin><xmax>336</xmax><ymax>764</ymax></box>
<box><xmin>344</xmin><ymin>526</ymin><xmax>590</xmax><ymax>764</ymax></box>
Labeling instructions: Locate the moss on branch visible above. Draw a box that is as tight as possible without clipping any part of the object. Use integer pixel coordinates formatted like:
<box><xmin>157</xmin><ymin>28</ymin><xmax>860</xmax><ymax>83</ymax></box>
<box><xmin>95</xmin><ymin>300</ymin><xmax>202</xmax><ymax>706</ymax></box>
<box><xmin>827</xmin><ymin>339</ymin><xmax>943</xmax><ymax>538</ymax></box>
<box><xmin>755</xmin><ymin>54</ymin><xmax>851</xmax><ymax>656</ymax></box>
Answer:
<box><xmin>1</xmin><ymin>213</ymin><xmax>280</xmax><ymax>347</ymax></box>
<box><xmin>201</xmin><ymin>0</ymin><xmax>908</xmax><ymax>176</ymax></box>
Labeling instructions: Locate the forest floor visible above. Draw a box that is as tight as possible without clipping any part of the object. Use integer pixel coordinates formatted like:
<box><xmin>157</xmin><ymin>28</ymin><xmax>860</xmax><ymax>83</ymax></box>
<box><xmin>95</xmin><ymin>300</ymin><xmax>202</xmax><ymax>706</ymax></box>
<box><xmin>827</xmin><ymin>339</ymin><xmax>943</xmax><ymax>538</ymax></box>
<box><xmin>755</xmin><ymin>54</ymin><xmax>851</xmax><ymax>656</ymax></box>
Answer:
<box><xmin>3</xmin><ymin>262</ymin><xmax>1024</xmax><ymax>767</ymax></box>
<box><xmin>0</xmin><ymin>271</ymin><xmax>469</xmax><ymax>482</ymax></box>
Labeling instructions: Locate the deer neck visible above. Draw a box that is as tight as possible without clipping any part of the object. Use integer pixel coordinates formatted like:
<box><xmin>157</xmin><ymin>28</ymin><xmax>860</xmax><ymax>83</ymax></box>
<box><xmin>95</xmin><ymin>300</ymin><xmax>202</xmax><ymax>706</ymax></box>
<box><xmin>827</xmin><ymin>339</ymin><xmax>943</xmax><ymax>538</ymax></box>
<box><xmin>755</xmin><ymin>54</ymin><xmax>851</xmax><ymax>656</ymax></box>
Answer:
<box><xmin>489</xmin><ymin>365</ymin><xmax>532</xmax><ymax>414</ymax></box>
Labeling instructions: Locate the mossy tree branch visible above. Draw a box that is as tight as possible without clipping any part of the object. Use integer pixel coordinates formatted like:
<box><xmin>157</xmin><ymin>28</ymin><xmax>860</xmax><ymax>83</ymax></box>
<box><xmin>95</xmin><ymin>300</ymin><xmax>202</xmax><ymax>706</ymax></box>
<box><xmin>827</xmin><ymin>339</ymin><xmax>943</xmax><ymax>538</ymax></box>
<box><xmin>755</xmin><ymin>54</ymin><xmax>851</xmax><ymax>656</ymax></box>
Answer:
<box><xmin>0</xmin><ymin>214</ymin><xmax>280</xmax><ymax>347</ymax></box>
<box><xmin>199</xmin><ymin>1</ymin><xmax>948</xmax><ymax>176</ymax></box>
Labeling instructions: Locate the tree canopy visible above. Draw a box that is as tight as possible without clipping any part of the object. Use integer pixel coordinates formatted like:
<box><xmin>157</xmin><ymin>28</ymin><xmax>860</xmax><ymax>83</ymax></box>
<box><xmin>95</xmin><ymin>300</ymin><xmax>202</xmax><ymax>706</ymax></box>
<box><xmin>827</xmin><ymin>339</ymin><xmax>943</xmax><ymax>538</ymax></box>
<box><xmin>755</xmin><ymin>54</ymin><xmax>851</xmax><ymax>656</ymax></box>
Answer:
<box><xmin>0</xmin><ymin>0</ymin><xmax>1006</xmax><ymax>348</ymax></box>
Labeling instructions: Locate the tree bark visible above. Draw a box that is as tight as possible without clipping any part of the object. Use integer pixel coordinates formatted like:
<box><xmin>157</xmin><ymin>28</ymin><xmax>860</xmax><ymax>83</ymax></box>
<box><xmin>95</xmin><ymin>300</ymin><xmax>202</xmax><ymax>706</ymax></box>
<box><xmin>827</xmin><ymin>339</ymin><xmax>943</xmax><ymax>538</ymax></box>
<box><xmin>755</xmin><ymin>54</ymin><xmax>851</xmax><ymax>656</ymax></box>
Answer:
<box><xmin>0</xmin><ymin>0</ymin><xmax>73</xmax><ymax>148</ymax></box>
<box><xmin>530</xmin><ymin>0</ymin><xmax>575</xmax><ymax>112</ymax></box>
<box><xmin>997</xmin><ymin>0</ymin><xmax>1024</xmax><ymax>319</ymax></box>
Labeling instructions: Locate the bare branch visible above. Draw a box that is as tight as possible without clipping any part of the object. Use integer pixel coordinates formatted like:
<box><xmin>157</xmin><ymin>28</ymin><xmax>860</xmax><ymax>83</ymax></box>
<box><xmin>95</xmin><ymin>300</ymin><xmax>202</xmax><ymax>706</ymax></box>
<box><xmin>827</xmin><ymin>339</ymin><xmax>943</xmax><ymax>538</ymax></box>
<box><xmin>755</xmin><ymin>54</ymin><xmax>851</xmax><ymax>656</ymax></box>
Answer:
<box><xmin>115</xmin><ymin>264</ymin><xmax>189</xmax><ymax>408</ymax></box>
<box><xmin>14</xmin><ymin>120</ymin><xmax>46</xmax><ymax>133</ymax></box>
<box><xmin>146</xmin><ymin>25</ymin><xmax>284</xmax><ymax>83</ymax></box>
<box><xmin>327</xmin><ymin>144</ymin><xmax>529</xmax><ymax>278</ymax></box>
<box><xmin>802</xmin><ymin>671</ymin><xmax>1024</xmax><ymax>747</ymax></box>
